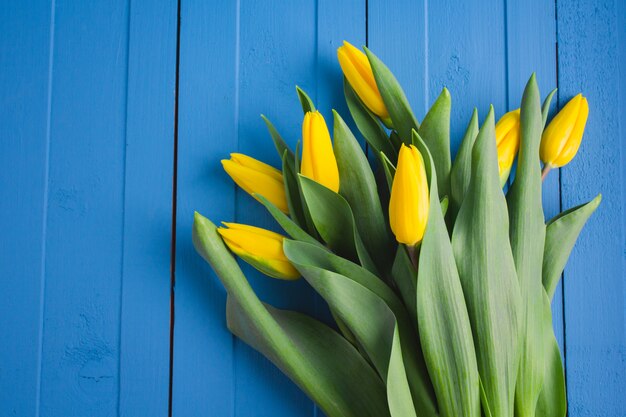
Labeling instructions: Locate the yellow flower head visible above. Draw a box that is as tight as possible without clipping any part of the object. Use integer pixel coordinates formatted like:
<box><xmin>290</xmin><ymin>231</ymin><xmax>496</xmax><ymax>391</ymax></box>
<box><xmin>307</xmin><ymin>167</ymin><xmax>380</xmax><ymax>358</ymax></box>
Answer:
<box><xmin>301</xmin><ymin>111</ymin><xmax>340</xmax><ymax>193</ymax></box>
<box><xmin>222</xmin><ymin>153</ymin><xmax>288</xmax><ymax>213</ymax></box>
<box><xmin>218</xmin><ymin>222</ymin><xmax>299</xmax><ymax>280</ymax></box>
<box><xmin>495</xmin><ymin>109</ymin><xmax>521</xmax><ymax>186</ymax></box>
<box><xmin>389</xmin><ymin>144</ymin><xmax>430</xmax><ymax>246</ymax></box>
<box><xmin>337</xmin><ymin>41</ymin><xmax>389</xmax><ymax>120</ymax></box>
<box><xmin>540</xmin><ymin>93</ymin><xmax>589</xmax><ymax>168</ymax></box>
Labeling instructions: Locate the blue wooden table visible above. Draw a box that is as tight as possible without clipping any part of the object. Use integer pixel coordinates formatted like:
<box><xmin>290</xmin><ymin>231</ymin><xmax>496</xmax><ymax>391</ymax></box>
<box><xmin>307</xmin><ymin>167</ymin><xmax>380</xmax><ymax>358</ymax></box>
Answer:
<box><xmin>1</xmin><ymin>1</ymin><xmax>624</xmax><ymax>416</ymax></box>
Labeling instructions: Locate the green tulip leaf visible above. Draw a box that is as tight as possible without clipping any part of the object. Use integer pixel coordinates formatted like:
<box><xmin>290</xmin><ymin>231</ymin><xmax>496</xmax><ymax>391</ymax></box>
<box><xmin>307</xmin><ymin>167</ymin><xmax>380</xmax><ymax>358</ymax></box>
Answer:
<box><xmin>284</xmin><ymin>240</ymin><xmax>437</xmax><ymax>417</ymax></box>
<box><xmin>364</xmin><ymin>47</ymin><xmax>419</xmax><ymax>142</ymax></box>
<box><xmin>255</xmin><ymin>193</ymin><xmax>323</xmax><ymax>248</ymax></box>
<box><xmin>343</xmin><ymin>78</ymin><xmax>397</xmax><ymax>161</ymax></box>
<box><xmin>507</xmin><ymin>74</ymin><xmax>546</xmax><ymax>416</ymax></box>
<box><xmin>451</xmin><ymin>106</ymin><xmax>521</xmax><ymax>417</ymax></box>
<box><xmin>294</xmin><ymin>141</ymin><xmax>320</xmax><ymax>237</ymax></box>
<box><xmin>391</xmin><ymin>246</ymin><xmax>417</xmax><ymax>326</ymax></box>
<box><xmin>296</xmin><ymin>85</ymin><xmax>316</xmax><ymax>113</ymax></box>
<box><xmin>535</xmin><ymin>290</ymin><xmax>567</xmax><ymax>417</ymax></box>
<box><xmin>192</xmin><ymin>213</ymin><xmax>389</xmax><ymax>417</ymax></box>
<box><xmin>413</xmin><ymin>130</ymin><xmax>480</xmax><ymax>417</ymax></box>
<box><xmin>380</xmin><ymin>151</ymin><xmax>396</xmax><ymax>191</ymax></box>
<box><xmin>543</xmin><ymin>194</ymin><xmax>601</xmax><ymax>300</ymax></box>
<box><xmin>298</xmin><ymin>175</ymin><xmax>377</xmax><ymax>273</ymax></box>
<box><xmin>541</xmin><ymin>88</ymin><xmax>557</xmax><ymax>129</ymax></box>
<box><xmin>262</xmin><ymin>114</ymin><xmax>294</xmax><ymax>161</ymax></box>
<box><xmin>450</xmin><ymin>109</ymin><xmax>479</xmax><ymax>220</ymax></box>
<box><xmin>333</xmin><ymin>110</ymin><xmax>394</xmax><ymax>273</ymax></box>
<box><xmin>418</xmin><ymin>88</ymin><xmax>452</xmax><ymax>198</ymax></box>
<box><xmin>281</xmin><ymin>149</ymin><xmax>308</xmax><ymax>229</ymax></box>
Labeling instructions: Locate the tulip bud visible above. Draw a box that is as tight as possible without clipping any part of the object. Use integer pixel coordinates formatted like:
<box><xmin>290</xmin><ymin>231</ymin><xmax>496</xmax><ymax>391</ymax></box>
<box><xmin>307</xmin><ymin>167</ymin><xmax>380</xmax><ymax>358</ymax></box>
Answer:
<box><xmin>495</xmin><ymin>109</ymin><xmax>521</xmax><ymax>186</ymax></box>
<box><xmin>389</xmin><ymin>144</ymin><xmax>429</xmax><ymax>246</ymax></box>
<box><xmin>337</xmin><ymin>41</ymin><xmax>390</xmax><ymax>121</ymax></box>
<box><xmin>540</xmin><ymin>93</ymin><xmax>589</xmax><ymax>168</ymax></box>
<box><xmin>222</xmin><ymin>153</ymin><xmax>289</xmax><ymax>213</ymax></box>
<box><xmin>301</xmin><ymin>111</ymin><xmax>340</xmax><ymax>193</ymax></box>
<box><xmin>218</xmin><ymin>222</ymin><xmax>299</xmax><ymax>280</ymax></box>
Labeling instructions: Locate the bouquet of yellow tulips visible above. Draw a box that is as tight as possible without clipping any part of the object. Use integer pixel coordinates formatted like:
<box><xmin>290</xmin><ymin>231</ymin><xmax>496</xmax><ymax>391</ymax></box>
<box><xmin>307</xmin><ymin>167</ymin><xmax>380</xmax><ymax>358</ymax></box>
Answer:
<box><xmin>193</xmin><ymin>41</ymin><xmax>600</xmax><ymax>417</ymax></box>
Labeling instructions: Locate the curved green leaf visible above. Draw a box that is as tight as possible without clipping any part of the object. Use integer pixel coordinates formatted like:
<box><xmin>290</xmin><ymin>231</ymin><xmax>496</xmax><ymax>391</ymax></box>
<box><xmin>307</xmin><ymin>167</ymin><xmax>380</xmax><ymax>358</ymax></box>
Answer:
<box><xmin>299</xmin><ymin>175</ymin><xmax>377</xmax><ymax>273</ymax></box>
<box><xmin>296</xmin><ymin>86</ymin><xmax>316</xmax><ymax>113</ymax></box>
<box><xmin>284</xmin><ymin>240</ymin><xmax>437</xmax><ymax>417</ymax></box>
<box><xmin>451</xmin><ymin>106</ymin><xmax>521</xmax><ymax>417</ymax></box>
<box><xmin>256</xmin><ymin>194</ymin><xmax>322</xmax><ymax>248</ymax></box>
<box><xmin>507</xmin><ymin>74</ymin><xmax>546</xmax><ymax>417</ymax></box>
<box><xmin>543</xmin><ymin>194</ymin><xmax>601</xmax><ymax>299</ymax></box>
<box><xmin>193</xmin><ymin>213</ymin><xmax>389</xmax><ymax>417</ymax></box>
<box><xmin>541</xmin><ymin>88</ymin><xmax>557</xmax><ymax>128</ymax></box>
<box><xmin>391</xmin><ymin>246</ymin><xmax>417</xmax><ymax>326</ymax></box>
<box><xmin>418</xmin><ymin>88</ymin><xmax>452</xmax><ymax>198</ymax></box>
<box><xmin>364</xmin><ymin>47</ymin><xmax>419</xmax><ymax>142</ymax></box>
<box><xmin>344</xmin><ymin>78</ymin><xmax>397</xmax><ymax>161</ymax></box>
<box><xmin>262</xmin><ymin>114</ymin><xmax>294</xmax><ymax>161</ymax></box>
<box><xmin>450</xmin><ymin>109</ymin><xmax>479</xmax><ymax>220</ymax></box>
<box><xmin>534</xmin><ymin>290</ymin><xmax>567</xmax><ymax>417</ymax></box>
<box><xmin>280</xmin><ymin>149</ymin><xmax>307</xmax><ymax>229</ymax></box>
<box><xmin>414</xmin><ymin>131</ymin><xmax>480</xmax><ymax>417</ymax></box>
<box><xmin>333</xmin><ymin>110</ymin><xmax>394</xmax><ymax>272</ymax></box>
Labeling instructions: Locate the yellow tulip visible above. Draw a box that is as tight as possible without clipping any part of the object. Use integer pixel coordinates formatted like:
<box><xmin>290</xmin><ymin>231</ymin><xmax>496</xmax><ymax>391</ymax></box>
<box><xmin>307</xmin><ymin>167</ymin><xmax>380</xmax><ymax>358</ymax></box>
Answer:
<box><xmin>221</xmin><ymin>153</ymin><xmax>289</xmax><ymax>213</ymax></box>
<box><xmin>495</xmin><ymin>109</ymin><xmax>521</xmax><ymax>186</ymax></box>
<box><xmin>218</xmin><ymin>222</ymin><xmax>299</xmax><ymax>280</ymax></box>
<box><xmin>337</xmin><ymin>41</ymin><xmax>390</xmax><ymax>121</ymax></box>
<box><xmin>389</xmin><ymin>144</ymin><xmax>429</xmax><ymax>246</ymax></box>
<box><xmin>540</xmin><ymin>93</ymin><xmax>589</xmax><ymax>168</ymax></box>
<box><xmin>301</xmin><ymin>111</ymin><xmax>340</xmax><ymax>193</ymax></box>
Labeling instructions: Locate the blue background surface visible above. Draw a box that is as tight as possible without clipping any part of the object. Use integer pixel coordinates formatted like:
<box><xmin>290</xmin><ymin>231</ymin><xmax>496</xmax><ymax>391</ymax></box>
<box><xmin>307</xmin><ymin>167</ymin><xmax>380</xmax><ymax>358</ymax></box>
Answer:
<box><xmin>0</xmin><ymin>0</ymin><xmax>624</xmax><ymax>416</ymax></box>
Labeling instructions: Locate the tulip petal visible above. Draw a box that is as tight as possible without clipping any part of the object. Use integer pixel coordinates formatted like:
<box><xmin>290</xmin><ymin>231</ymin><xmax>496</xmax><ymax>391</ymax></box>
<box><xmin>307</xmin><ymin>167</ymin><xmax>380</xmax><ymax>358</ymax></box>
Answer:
<box><xmin>540</xmin><ymin>93</ymin><xmax>582</xmax><ymax>165</ymax></box>
<box><xmin>553</xmin><ymin>97</ymin><xmax>588</xmax><ymax>167</ymax></box>
<box><xmin>301</xmin><ymin>111</ymin><xmax>340</xmax><ymax>193</ymax></box>
<box><xmin>338</xmin><ymin>41</ymin><xmax>388</xmax><ymax>119</ymax></box>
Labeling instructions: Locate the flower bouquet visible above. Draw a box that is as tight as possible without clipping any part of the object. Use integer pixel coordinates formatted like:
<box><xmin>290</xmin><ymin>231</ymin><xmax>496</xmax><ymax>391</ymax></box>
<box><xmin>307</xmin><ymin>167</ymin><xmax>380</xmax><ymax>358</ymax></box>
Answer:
<box><xmin>193</xmin><ymin>41</ymin><xmax>600</xmax><ymax>417</ymax></box>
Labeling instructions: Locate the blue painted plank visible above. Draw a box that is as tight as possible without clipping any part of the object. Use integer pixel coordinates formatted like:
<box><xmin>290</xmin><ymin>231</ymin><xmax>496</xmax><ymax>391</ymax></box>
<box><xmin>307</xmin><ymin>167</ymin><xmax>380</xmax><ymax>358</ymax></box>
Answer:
<box><xmin>556</xmin><ymin>1</ymin><xmax>626</xmax><ymax>415</ymax></box>
<box><xmin>368</xmin><ymin>0</ymin><xmax>428</xmax><ymax>118</ymax></box>
<box><xmin>172</xmin><ymin>0</ymin><xmax>237</xmax><ymax>415</ymax></box>
<box><xmin>37</xmin><ymin>2</ymin><xmax>130</xmax><ymax>415</ymax></box>
<box><xmin>505</xmin><ymin>0</ymin><xmax>564</xmax><ymax>352</ymax></box>
<box><xmin>118</xmin><ymin>0</ymin><xmax>177</xmax><ymax>416</ymax></box>
<box><xmin>0</xmin><ymin>1</ymin><xmax>53</xmax><ymax>416</ymax></box>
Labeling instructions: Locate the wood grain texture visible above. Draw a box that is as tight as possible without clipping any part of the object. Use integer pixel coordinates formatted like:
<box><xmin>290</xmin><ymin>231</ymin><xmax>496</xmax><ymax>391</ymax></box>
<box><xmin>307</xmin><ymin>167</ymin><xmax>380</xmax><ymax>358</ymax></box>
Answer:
<box><xmin>119</xmin><ymin>0</ymin><xmax>177</xmax><ymax>415</ymax></box>
<box><xmin>1</xmin><ymin>1</ymin><xmax>625</xmax><ymax>416</ymax></box>
<box><xmin>556</xmin><ymin>0</ymin><xmax>626</xmax><ymax>415</ymax></box>
<box><xmin>0</xmin><ymin>1</ymin><xmax>54</xmax><ymax>415</ymax></box>
<box><xmin>172</xmin><ymin>0</ymin><xmax>237</xmax><ymax>415</ymax></box>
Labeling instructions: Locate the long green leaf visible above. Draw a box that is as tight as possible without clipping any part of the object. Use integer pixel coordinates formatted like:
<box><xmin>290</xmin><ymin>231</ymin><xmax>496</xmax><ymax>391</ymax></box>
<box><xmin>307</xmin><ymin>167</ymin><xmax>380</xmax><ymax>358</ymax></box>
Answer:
<box><xmin>344</xmin><ymin>78</ymin><xmax>397</xmax><ymax>161</ymax></box>
<box><xmin>256</xmin><ymin>194</ymin><xmax>323</xmax><ymax>248</ymax></box>
<box><xmin>507</xmin><ymin>74</ymin><xmax>546</xmax><ymax>417</ymax></box>
<box><xmin>364</xmin><ymin>47</ymin><xmax>419</xmax><ymax>141</ymax></box>
<box><xmin>391</xmin><ymin>246</ymin><xmax>417</xmax><ymax>326</ymax></box>
<box><xmin>450</xmin><ymin>109</ymin><xmax>479</xmax><ymax>220</ymax></box>
<box><xmin>541</xmin><ymin>88</ymin><xmax>557</xmax><ymax>129</ymax></box>
<box><xmin>299</xmin><ymin>175</ymin><xmax>377</xmax><ymax>273</ymax></box>
<box><xmin>262</xmin><ymin>114</ymin><xmax>294</xmax><ymax>161</ymax></box>
<box><xmin>193</xmin><ymin>213</ymin><xmax>389</xmax><ymax>417</ymax></box>
<box><xmin>534</xmin><ymin>290</ymin><xmax>567</xmax><ymax>417</ymax></box>
<box><xmin>281</xmin><ymin>149</ymin><xmax>307</xmax><ymax>229</ymax></box>
<box><xmin>284</xmin><ymin>240</ymin><xmax>438</xmax><ymax>417</ymax></box>
<box><xmin>296</xmin><ymin>86</ymin><xmax>316</xmax><ymax>113</ymax></box>
<box><xmin>451</xmin><ymin>106</ymin><xmax>521</xmax><ymax>417</ymax></box>
<box><xmin>543</xmin><ymin>194</ymin><xmax>601</xmax><ymax>299</ymax></box>
<box><xmin>418</xmin><ymin>88</ymin><xmax>452</xmax><ymax>198</ymax></box>
<box><xmin>333</xmin><ymin>110</ymin><xmax>394</xmax><ymax>272</ymax></box>
<box><xmin>414</xmin><ymin>131</ymin><xmax>480</xmax><ymax>417</ymax></box>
